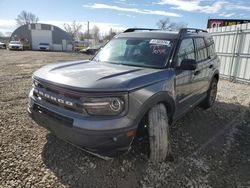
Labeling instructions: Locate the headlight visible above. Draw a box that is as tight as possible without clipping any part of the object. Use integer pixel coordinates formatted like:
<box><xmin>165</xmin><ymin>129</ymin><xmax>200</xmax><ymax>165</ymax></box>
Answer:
<box><xmin>33</xmin><ymin>80</ymin><xmax>39</xmax><ymax>87</ymax></box>
<box><xmin>82</xmin><ymin>97</ymin><xmax>125</xmax><ymax>116</ymax></box>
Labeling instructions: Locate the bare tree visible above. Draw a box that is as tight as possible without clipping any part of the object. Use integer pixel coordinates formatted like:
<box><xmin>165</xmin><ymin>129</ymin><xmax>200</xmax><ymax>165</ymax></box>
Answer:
<box><xmin>5</xmin><ymin>32</ymin><xmax>12</xmax><ymax>37</ymax></box>
<box><xmin>91</xmin><ymin>25</ymin><xmax>100</xmax><ymax>41</ymax></box>
<box><xmin>78</xmin><ymin>32</ymin><xmax>85</xmax><ymax>41</ymax></box>
<box><xmin>64</xmin><ymin>21</ymin><xmax>82</xmax><ymax>40</ymax></box>
<box><xmin>103</xmin><ymin>28</ymin><xmax>118</xmax><ymax>41</ymax></box>
<box><xmin>16</xmin><ymin>10</ymin><xmax>39</xmax><ymax>26</ymax></box>
<box><xmin>157</xmin><ymin>18</ymin><xmax>187</xmax><ymax>30</ymax></box>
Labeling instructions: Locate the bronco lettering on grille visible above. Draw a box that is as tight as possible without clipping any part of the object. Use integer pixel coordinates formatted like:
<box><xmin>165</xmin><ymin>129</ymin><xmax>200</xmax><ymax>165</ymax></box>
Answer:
<box><xmin>33</xmin><ymin>88</ymin><xmax>74</xmax><ymax>107</ymax></box>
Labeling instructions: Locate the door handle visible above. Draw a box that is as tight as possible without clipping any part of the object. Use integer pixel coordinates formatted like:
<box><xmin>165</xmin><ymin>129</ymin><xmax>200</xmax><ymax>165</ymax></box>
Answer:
<box><xmin>209</xmin><ymin>64</ymin><xmax>214</xmax><ymax>69</ymax></box>
<box><xmin>194</xmin><ymin>70</ymin><xmax>200</xmax><ymax>75</ymax></box>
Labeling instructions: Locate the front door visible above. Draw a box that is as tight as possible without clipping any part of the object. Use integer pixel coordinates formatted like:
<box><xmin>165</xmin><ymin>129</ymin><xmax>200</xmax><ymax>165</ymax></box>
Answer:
<box><xmin>174</xmin><ymin>38</ymin><xmax>197</xmax><ymax>118</ymax></box>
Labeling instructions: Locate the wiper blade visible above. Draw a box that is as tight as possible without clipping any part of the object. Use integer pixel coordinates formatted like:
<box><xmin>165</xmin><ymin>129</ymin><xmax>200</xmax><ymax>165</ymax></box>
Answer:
<box><xmin>120</xmin><ymin>63</ymin><xmax>142</xmax><ymax>67</ymax></box>
<box><xmin>120</xmin><ymin>63</ymin><xmax>158</xmax><ymax>69</ymax></box>
<box><xmin>100</xmin><ymin>61</ymin><xmax>122</xmax><ymax>65</ymax></box>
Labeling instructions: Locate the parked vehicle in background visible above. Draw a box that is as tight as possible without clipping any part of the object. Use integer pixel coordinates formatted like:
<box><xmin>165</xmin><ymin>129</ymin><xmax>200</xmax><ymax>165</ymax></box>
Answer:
<box><xmin>38</xmin><ymin>43</ymin><xmax>50</xmax><ymax>51</ymax></box>
<box><xmin>73</xmin><ymin>41</ymin><xmax>85</xmax><ymax>52</ymax></box>
<box><xmin>79</xmin><ymin>44</ymin><xmax>103</xmax><ymax>55</ymax></box>
<box><xmin>8</xmin><ymin>41</ymin><xmax>23</xmax><ymax>50</ymax></box>
<box><xmin>28</xmin><ymin>28</ymin><xmax>220</xmax><ymax>162</ymax></box>
<box><xmin>0</xmin><ymin>42</ymin><xmax>6</xmax><ymax>49</ymax></box>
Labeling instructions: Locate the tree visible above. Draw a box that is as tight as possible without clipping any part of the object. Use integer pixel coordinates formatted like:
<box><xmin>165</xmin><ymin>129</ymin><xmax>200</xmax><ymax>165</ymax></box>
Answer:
<box><xmin>78</xmin><ymin>32</ymin><xmax>85</xmax><ymax>41</ymax></box>
<box><xmin>64</xmin><ymin>21</ymin><xmax>82</xmax><ymax>40</ymax></box>
<box><xmin>103</xmin><ymin>28</ymin><xmax>117</xmax><ymax>41</ymax></box>
<box><xmin>16</xmin><ymin>10</ymin><xmax>39</xmax><ymax>26</ymax></box>
<box><xmin>5</xmin><ymin>32</ymin><xmax>12</xmax><ymax>37</ymax></box>
<box><xmin>91</xmin><ymin>25</ymin><xmax>100</xmax><ymax>41</ymax></box>
<box><xmin>157</xmin><ymin>18</ymin><xmax>187</xmax><ymax>31</ymax></box>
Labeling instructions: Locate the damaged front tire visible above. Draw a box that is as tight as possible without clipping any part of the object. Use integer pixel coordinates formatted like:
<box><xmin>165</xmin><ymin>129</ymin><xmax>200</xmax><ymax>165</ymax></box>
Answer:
<box><xmin>148</xmin><ymin>103</ymin><xmax>170</xmax><ymax>162</ymax></box>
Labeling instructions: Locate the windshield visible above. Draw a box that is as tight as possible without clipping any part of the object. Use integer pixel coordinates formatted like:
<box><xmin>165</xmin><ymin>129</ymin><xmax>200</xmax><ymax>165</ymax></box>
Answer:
<box><xmin>10</xmin><ymin>41</ymin><xmax>20</xmax><ymax>44</ymax></box>
<box><xmin>39</xmin><ymin>43</ymin><xmax>49</xmax><ymax>45</ymax></box>
<box><xmin>93</xmin><ymin>38</ymin><xmax>173</xmax><ymax>68</ymax></box>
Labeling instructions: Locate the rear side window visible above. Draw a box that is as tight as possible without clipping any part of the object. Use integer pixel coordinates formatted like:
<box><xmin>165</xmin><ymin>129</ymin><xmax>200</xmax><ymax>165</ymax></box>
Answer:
<box><xmin>205</xmin><ymin>37</ymin><xmax>216</xmax><ymax>58</ymax></box>
<box><xmin>194</xmin><ymin>38</ymin><xmax>208</xmax><ymax>61</ymax></box>
<box><xmin>177</xmin><ymin>38</ymin><xmax>195</xmax><ymax>66</ymax></box>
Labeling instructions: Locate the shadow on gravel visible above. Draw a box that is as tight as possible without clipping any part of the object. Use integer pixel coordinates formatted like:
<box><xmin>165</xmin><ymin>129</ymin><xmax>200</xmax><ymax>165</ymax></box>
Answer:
<box><xmin>41</xmin><ymin>133</ymin><xmax>147</xmax><ymax>188</ymax></box>
<box><xmin>41</xmin><ymin>101</ymin><xmax>250</xmax><ymax>188</ymax></box>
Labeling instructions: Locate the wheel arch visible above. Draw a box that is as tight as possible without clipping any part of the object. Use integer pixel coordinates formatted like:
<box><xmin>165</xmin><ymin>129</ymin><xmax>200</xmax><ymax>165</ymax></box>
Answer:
<box><xmin>212</xmin><ymin>70</ymin><xmax>219</xmax><ymax>82</ymax></box>
<box><xmin>134</xmin><ymin>91</ymin><xmax>175</xmax><ymax>127</ymax></box>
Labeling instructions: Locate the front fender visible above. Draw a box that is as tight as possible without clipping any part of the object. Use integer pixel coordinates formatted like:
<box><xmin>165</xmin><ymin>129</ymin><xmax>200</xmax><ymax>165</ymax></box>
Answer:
<box><xmin>131</xmin><ymin>91</ymin><xmax>175</xmax><ymax>126</ymax></box>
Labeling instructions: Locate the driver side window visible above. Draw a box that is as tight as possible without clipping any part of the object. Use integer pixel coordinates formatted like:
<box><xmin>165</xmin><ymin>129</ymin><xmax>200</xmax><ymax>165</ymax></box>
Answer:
<box><xmin>177</xmin><ymin>38</ymin><xmax>195</xmax><ymax>66</ymax></box>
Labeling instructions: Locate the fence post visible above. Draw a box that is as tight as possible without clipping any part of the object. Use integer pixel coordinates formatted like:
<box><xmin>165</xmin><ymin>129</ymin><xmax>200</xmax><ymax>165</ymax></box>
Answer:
<box><xmin>229</xmin><ymin>28</ymin><xmax>239</xmax><ymax>81</ymax></box>
<box><xmin>232</xmin><ymin>29</ymin><xmax>244</xmax><ymax>82</ymax></box>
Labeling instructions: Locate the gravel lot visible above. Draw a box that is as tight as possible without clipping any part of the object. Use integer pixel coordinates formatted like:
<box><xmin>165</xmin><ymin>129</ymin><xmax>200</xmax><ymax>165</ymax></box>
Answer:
<box><xmin>0</xmin><ymin>50</ymin><xmax>250</xmax><ymax>188</ymax></box>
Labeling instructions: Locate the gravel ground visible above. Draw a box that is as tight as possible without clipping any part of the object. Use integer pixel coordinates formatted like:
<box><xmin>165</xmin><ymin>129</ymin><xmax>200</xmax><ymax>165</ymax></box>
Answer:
<box><xmin>0</xmin><ymin>50</ymin><xmax>250</xmax><ymax>188</ymax></box>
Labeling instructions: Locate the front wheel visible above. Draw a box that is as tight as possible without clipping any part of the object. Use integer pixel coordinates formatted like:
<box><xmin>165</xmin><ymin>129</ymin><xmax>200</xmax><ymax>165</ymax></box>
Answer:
<box><xmin>148</xmin><ymin>103</ymin><xmax>170</xmax><ymax>162</ymax></box>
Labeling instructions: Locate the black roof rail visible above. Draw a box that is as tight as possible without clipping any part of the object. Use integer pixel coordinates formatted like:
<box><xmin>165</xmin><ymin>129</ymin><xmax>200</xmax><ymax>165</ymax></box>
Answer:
<box><xmin>123</xmin><ymin>28</ymin><xmax>158</xmax><ymax>33</ymax></box>
<box><xmin>179</xmin><ymin>28</ymin><xmax>208</xmax><ymax>34</ymax></box>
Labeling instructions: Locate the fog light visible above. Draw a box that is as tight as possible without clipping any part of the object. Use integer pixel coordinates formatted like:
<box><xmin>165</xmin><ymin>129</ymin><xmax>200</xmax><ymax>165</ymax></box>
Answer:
<box><xmin>126</xmin><ymin>130</ymin><xmax>135</xmax><ymax>137</ymax></box>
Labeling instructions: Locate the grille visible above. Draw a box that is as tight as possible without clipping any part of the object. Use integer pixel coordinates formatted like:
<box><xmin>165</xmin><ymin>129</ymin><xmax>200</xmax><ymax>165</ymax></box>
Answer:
<box><xmin>33</xmin><ymin>104</ymin><xmax>73</xmax><ymax>127</ymax></box>
<box><xmin>33</xmin><ymin>80</ymin><xmax>84</xmax><ymax>114</ymax></box>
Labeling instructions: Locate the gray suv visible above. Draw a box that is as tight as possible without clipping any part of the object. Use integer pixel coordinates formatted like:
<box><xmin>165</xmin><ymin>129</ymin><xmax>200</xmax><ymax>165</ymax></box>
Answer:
<box><xmin>28</xmin><ymin>28</ymin><xmax>219</xmax><ymax>162</ymax></box>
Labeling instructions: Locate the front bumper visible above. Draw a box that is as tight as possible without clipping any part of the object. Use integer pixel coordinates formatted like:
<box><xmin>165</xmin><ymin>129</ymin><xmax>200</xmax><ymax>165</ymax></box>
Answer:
<box><xmin>39</xmin><ymin>47</ymin><xmax>50</xmax><ymax>51</ymax></box>
<box><xmin>9</xmin><ymin>46</ymin><xmax>23</xmax><ymax>50</ymax></box>
<box><xmin>28</xmin><ymin>97</ymin><xmax>137</xmax><ymax>157</ymax></box>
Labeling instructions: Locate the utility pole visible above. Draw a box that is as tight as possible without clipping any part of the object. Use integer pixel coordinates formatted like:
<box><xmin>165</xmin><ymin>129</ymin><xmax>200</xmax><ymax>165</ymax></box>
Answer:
<box><xmin>87</xmin><ymin>21</ymin><xmax>89</xmax><ymax>47</ymax></box>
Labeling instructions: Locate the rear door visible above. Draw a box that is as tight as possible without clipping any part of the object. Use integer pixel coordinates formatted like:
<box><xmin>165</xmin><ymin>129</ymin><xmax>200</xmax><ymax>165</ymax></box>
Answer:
<box><xmin>192</xmin><ymin>37</ymin><xmax>210</xmax><ymax>98</ymax></box>
<box><xmin>204</xmin><ymin>36</ymin><xmax>217</xmax><ymax>89</ymax></box>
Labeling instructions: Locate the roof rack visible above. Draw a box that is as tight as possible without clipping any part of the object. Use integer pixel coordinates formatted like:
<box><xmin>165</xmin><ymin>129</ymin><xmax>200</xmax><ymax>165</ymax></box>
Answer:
<box><xmin>123</xmin><ymin>28</ymin><xmax>158</xmax><ymax>33</ymax></box>
<box><xmin>179</xmin><ymin>28</ymin><xmax>208</xmax><ymax>34</ymax></box>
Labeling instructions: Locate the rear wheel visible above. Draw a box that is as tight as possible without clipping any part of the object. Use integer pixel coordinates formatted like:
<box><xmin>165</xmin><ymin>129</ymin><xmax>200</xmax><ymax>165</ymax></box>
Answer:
<box><xmin>201</xmin><ymin>77</ymin><xmax>218</xmax><ymax>109</ymax></box>
<box><xmin>148</xmin><ymin>103</ymin><xmax>170</xmax><ymax>162</ymax></box>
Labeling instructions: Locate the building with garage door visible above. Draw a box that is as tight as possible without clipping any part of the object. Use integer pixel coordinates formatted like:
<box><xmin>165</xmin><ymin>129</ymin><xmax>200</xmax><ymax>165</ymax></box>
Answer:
<box><xmin>10</xmin><ymin>23</ymin><xmax>73</xmax><ymax>51</ymax></box>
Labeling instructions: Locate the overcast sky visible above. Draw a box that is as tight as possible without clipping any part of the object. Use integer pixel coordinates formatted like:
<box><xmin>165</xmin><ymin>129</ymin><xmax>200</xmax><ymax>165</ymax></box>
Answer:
<box><xmin>0</xmin><ymin>0</ymin><xmax>249</xmax><ymax>36</ymax></box>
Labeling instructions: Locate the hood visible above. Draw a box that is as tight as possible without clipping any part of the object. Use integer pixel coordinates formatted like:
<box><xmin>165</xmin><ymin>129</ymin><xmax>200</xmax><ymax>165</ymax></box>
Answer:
<box><xmin>33</xmin><ymin>60</ymin><xmax>172</xmax><ymax>92</ymax></box>
<box><xmin>9</xmin><ymin>43</ymin><xmax>22</xmax><ymax>46</ymax></box>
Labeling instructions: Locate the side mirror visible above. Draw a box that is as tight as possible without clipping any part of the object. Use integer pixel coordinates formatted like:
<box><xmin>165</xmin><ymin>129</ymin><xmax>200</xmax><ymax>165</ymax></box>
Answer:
<box><xmin>179</xmin><ymin>59</ymin><xmax>197</xmax><ymax>70</ymax></box>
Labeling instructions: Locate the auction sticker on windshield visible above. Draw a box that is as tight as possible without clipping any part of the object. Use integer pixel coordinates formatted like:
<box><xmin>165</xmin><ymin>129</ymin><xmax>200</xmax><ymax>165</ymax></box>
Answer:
<box><xmin>149</xmin><ymin>39</ymin><xmax>170</xmax><ymax>46</ymax></box>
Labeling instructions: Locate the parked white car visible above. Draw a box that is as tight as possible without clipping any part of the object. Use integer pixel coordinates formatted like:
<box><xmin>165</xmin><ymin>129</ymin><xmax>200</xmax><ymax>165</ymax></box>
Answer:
<box><xmin>8</xmin><ymin>41</ymin><xmax>23</xmax><ymax>50</ymax></box>
<box><xmin>38</xmin><ymin>43</ymin><xmax>50</xmax><ymax>51</ymax></box>
<box><xmin>0</xmin><ymin>42</ymin><xmax>6</xmax><ymax>49</ymax></box>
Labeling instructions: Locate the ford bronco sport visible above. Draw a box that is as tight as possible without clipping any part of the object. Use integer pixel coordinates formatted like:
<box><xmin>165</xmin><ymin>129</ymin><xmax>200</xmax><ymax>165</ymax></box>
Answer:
<box><xmin>28</xmin><ymin>28</ymin><xmax>219</xmax><ymax>162</ymax></box>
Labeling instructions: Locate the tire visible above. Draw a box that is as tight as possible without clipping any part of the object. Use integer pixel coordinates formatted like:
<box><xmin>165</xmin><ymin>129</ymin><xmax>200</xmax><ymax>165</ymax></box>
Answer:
<box><xmin>148</xmin><ymin>103</ymin><xmax>170</xmax><ymax>162</ymax></box>
<box><xmin>201</xmin><ymin>77</ymin><xmax>218</xmax><ymax>109</ymax></box>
